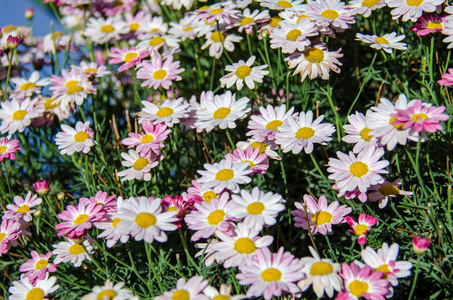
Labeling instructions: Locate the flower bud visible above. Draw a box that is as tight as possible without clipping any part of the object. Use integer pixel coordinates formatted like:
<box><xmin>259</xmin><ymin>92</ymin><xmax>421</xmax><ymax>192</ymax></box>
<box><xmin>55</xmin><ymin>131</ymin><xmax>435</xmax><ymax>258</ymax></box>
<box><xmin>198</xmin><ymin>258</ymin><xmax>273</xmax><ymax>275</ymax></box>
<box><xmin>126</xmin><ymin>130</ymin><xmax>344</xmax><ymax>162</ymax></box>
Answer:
<box><xmin>413</xmin><ymin>236</ymin><xmax>431</xmax><ymax>255</ymax></box>
<box><xmin>260</xmin><ymin>28</ymin><xmax>269</xmax><ymax>39</ymax></box>
<box><xmin>25</xmin><ymin>7</ymin><xmax>34</xmax><ymax>20</ymax></box>
<box><xmin>57</xmin><ymin>192</ymin><xmax>65</xmax><ymax>200</ymax></box>
<box><xmin>6</xmin><ymin>35</ymin><xmax>20</xmax><ymax>50</ymax></box>
<box><xmin>34</xmin><ymin>210</ymin><xmax>42</xmax><ymax>217</ymax></box>
<box><xmin>33</xmin><ymin>179</ymin><xmax>50</xmax><ymax>196</ymax></box>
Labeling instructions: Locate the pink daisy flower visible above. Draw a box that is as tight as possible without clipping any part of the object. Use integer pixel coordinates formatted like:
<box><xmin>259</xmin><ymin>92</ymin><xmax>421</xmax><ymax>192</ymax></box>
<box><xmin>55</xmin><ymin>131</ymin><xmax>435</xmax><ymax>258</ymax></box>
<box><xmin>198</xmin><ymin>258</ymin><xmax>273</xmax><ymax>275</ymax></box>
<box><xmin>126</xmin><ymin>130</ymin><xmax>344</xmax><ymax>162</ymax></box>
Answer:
<box><xmin>82</xmin><ymin>190</ymin><xmax>117</xmax><ymax>213</ymax></box>
<box><xmin>49</xmin><ymin>69</ymin><xmax>96</xmax><ymax>108</ymax></box>
<box><xmin>225</xmin><ymin>146</ymin><xmax>269</xmax><ymax>175</ymax></box>
<box><xmin>367</xmin><ymin>179</ymin><xmax>413</xmax><ymax>208</ymax></box>
<box><xmin>155</xmin><ymin>276</ymin><xmax>209</xmax><ymax>300</ymax></box>
<box><xmin>291</xmin><ymin>194</ymin><xmax>352</xmax><ymax>235</ymax></box>
<box><xmin>234</xmin><ymin>8</ymin><xmax>270</xmax><ymax>34</ymax></box>
<box><xmin>108</xmin><ymin>46</ymin><xmax>148</xmax><ymax>72</ymax></box>
<box><xmin>410</xmin><ymin>14</ymin><xmax>446</xmax><ymax>36</ymax></box>
<box><xmin>345</xmin><ymin>213</ymin><xmax>378</xmax><ymax>245</ymax></box>
<box><xmin>327</xmin><ymin>145</ymin><xmax>389</xmax><ymax>194</ymax></box>
<box><xmin>55</xmin><ymin>121</ymin><xmax>97</xmax><ymax>156</ymax></box>
<box><xmin>33</xmin><ymin>179</ymin><xmax>50</xmax><ymax>196</ymax></box>
<box><xmin>0</xmin><ymin>136</ymin><xmax>21</xmax><ymax>162</ymax></box>
<box><xmin>195</xmin><ymin>2</ymin><xmax>240</xmax><ymax>25</ymax></box>
<box><xmin>338</xmin><ymin>262</ymin><xmax>389</xmax><ymax>300</ymax></box>
<box><xmin>236</xmin><ymin>247</ymin><xmax>305</xmax><ymax>300</ymax></box>
<box><xmin>186</xmin><ymin>180</ymin><xmax>228</xmax><ymax>204</ymax></box>
<box><xmin>0</xmin><ymin>219</ymin><xmax>21</xmax><ymax>256</ymax></box>
<box><xmin>70</xmin><ymin>61</ymin><xmax>111</xmax><ymax>79</ymax></box>
<box><xmin>95</xmin><ymin>197</ymin><xmax>130</xmax><ymax>248</ymax></box>
<box><xmin>19</xmin><ymin>251</ymin><xmax>57</xmax><ymax>284</ymax></box>
<box><xmin>3</xmin><ymin>191</ymin><xmax>42</xmax><ymax>222</ymax></box>
<box><xmin>161</xmin><ymin>194</ymin><xmax>200</xmax><ymax>228</ymax></box>
<box><xmin>55</xmin><ymin>197</ymin><xmax>106</xmax><ymax>238</ymax></box>
<box><xmin>122</xmin><ymin>120</ymin><xmax>171</xmax><ymax>156</ymax></box>
<box><xmin>117</xmin><ymin>150</ymin><xmax>163</xmax><ymax>181</ymax></box>
<box><xmin>137</xmin><ymin>55</ymin><xmax>184</xmax><ymax>89</ymax></box>
<box><xmin>385</xmin><ymin>0</ymin><xmax>444</xmax><ymax>22</ymax></box>
<box><xmin>246</xmin><ymin>105</ymin><xmax>296</xmax><ymax>142</ymax></box>
<box><xmin>437</xmin><ymin>68</ymin><xmax>453</xmax><ymax>86</ymax></box>
<box><xmin>391</xmin><ymin>99</ymin><xmax>449</xmax><ymax>134</ymax></box>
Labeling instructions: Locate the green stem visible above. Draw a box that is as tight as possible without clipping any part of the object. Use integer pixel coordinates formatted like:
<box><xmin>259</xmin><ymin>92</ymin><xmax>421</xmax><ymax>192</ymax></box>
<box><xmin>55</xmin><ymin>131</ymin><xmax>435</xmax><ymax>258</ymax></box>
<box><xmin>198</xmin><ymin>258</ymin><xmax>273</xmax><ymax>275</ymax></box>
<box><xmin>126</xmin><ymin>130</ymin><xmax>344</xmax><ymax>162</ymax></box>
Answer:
<box><xmin>127</xmin><ymin>245</ymin><xmax>154</xmax><ymax>297</ymax></box>
<box><xmin>145</xmin><ymin>242</ymin><xmax>164</xmax><ymax>293</ymax></box>
<box><xmin>149</xmin><ymin>244</ymin><xmax>187</xmax><ymax>279</ymax></box>
<box><xmin>178</xmin><ymin>228</ymin><xmax>200</xmax><ymax>275</ymax></box>
<box><xmin>2</xmin><ymin>162</ymin><xmax>12</xmax><ymax>199</ymax></box>
<box><xmin>277</xmin><ymin>149</ymin><xmax>289</xmax><ymax>199</ymax></box>
<box><xmin>408</xmin><ymin>255</ymin><xmax>421</xmax><ymax>300</ymax></box>
<box><xmin>2</xmin><ymin>50</ymin><xmax>14</xmax><ymax>101</ymax></box>
<box><xmin>225</xmin><ymin>130</ymin><xmax>235</xmax><ymax>149</ymax></box>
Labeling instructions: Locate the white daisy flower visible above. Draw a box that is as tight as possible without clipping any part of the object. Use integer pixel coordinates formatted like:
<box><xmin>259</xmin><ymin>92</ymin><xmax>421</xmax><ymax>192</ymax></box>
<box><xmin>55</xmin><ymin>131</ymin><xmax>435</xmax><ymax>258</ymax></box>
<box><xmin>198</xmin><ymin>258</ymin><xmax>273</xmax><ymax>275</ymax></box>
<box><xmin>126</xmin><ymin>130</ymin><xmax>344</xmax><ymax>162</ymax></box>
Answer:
<box><xmin>220</xmin><ymin>55</ymin><xmax>269</xmax><ymax>90</ymax></box>
<box><xmin>342</xmin><ymin>111</ymin><xmax>379</xmax><ymax>153</ymax></box>
<box><xmin>9</xmin><ymin>274</ymin><xmax>59</xmax><ymax>300</ymax></box>
<box><xmin>227</xmin><ymin>187</ymin><xmax>285</xmax><ymax>231</ymax></box>
<box><xmin>116</xmin><ymin>150</ymin><xmax>163</xmax><ymax>182</ymax></box>
<box><xmin>0</xmin><ymin>98</ymin><xmax>42</xmax><ymax>136</ymax></box>
<box><xmin>154</xmin><ymin>276</ymin><xmax>209</xmax><ymax>300</ymax></box>
<box><xmin>83</xmin><ymin>16</ymin><xmax>129</xmax><ymax>44</ymax></box>
<box><xmin>356</xmin><ymin>32</ymin><xmax>407</xmax><ymax>54</ymax></box>
<box><xmin>385</xmin><ymin>0</ymin><xmax>444</xmax><ymax>22</ymax></box>
<box><xmin>115</xmin><ymin>196</ymin><xmax>179</xmax><ymax>244</ymax></box>
<box><xmin>275</xmin><ymin>111</ymin><xmax>336</xmax><ymax>154</ymax></box>
<box><xmin>201</xmin><ymin>30</ymin><xmax>243</xmax><ymax>59</ymax></box>
<box><xmin>246</xmin><ymin>105</ymin><xmax>296</xmax><ymax>142</ymax></box>
<box><xmin>55</xmin><ymin>121</ymin><xmax>97</xmax><ymax>156</ymax></box>
<box><xmin>305</xmin><ymin>0</ymin><xmax>355</xmax><ymax>31</ymax></box>
<box><xmin>52</xmin><ymin>237</ymin><xmax>94</xmax><ymax>268</ymax></box>
<box><xmin>10</xmin><ymin>71</ymin><xmax>50</xmax><ymax>100</ymax></box>
<box><xmin>234</xmin><ymin>8</ymin><xmax>270</xmax><ymax>34</ymax></box>
<box><xmin>347</xmin><ymin>0</ymin><xmax>386</xmax><ymax>17</ymax></box>
<box><xmin>139</xmin><ymin>98</ymin><xmax>190</xmax><ymax>128</ymax></box>
<box><xmin>82</xmin><ymin>280</ymin><xmax>138</xmax><ymax>300</ymax></box>
<box><xmin>236</xmin><ymin>139</ymin><xmax>281</xmax><ymax>160</ymax></box>
<box><xmin>257</xmin><ymin>0</ymin><xmax>306</xmax><ymax>11</ymax></box>
<box><xmin>269</xmin><ymin>19</ymin><xmax>318</xmax><ymax>54</ymax></box>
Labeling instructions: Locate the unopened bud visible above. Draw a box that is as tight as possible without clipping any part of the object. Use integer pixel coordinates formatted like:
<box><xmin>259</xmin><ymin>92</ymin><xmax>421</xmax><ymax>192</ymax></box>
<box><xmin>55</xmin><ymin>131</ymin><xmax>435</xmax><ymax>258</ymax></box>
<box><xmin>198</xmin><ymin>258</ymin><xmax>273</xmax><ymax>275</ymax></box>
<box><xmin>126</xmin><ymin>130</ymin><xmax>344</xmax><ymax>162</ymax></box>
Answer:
<box><xmin>33</xmin><ymin>179</ymin><xmax>50</xmax><ymax>196</ymax></box>
<box><xmin>33</xmin><ymin>210</ymin><xmax>42</xmax><ymax>217</ymax></box>
<box><xmin>260</xmin><ymin>28</ymin><xmax>269</xmax><ymax>39</ymax></box>
<box><xmin>25</xmin><ymin>7</ymin><xmax>34</xmax><ymax>20</ymax></box>
<box><xmin>6</xmin><ymin>35</ymin><xmax>20</xmax><ymax>50</ymax></box>
<box><xmin>57</xmin><ymin>192</ymin><xmax>65</xmax><ymax>201</ymax></box>
<box><xmin>413</xmin><ymin>236</ymin><xmax>431</xmax><ymax>255</ymax></box>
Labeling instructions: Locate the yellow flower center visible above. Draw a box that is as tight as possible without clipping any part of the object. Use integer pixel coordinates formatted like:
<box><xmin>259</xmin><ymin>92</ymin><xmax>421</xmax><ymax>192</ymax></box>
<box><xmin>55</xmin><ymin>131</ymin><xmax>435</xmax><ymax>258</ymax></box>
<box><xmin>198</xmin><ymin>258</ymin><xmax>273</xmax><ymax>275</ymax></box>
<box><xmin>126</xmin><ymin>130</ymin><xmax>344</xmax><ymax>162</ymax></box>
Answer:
<box><xmin>167</xmin><ymin>206</ymin><xmax>178</xmax><ymax>212</ymax></box>
<box><xmin>83</xmin><ymin>68</ymin><xmax>97</xmax><ymax>74</ymax></box>
<box><xmin>153</xmin><ymin>69</ymin><xmax>168</xmax><ymax>80</ymax></box>
<box><xmin>261</xmin><ymin>268</ymin><xmax>282</xmax><ymax>282</ymax></box>
<box><xmin>360</xmin><ymin>128</ymin><xmax>373</xmax><ymax>141</ymax></box>
<box><xmin>130</xmin><ymin>23</ymin><xmax>139</xmax><ymax>32</ymax></box>
<box><xmin>0</xmin><ymin>233</ymin><xmax>5</xmax><ymax>242</ymax></box>
<box><xmin>215</xmin><ymin>169</ymin><xmax>234</xmax><ymax>181</ymax></box>
<box><xmin>362</xmin><ymin>0</ymin><xmax>379</xmax><ymax>7</ymax></box>
<box><xmin>389</xmin><ymin>116</ymin><xmax>404</xmax><ymax>129</ymax></box>
<box><xmin>235</xmin><ymin>65</ymin><xmax>252</xmax><ymax>79</ymax></box>
<box><xmin>156</xmin><ymin>107</ymin><xmax>174</xmax><ymax>117</ymax></box>
<box><xmin>269</xmin><ymin>16</ymin><xmax>281</xmax><ymax>27</ymax></box>
<box><xmin>2</xmin><ymin>25</ymin><xmax>17</xmax><ymax>33</ymax></box>
<box><xmin>112</xmin><ymin>218</ymin><xmax>122</xmax><ymax>228</ymax></box>
<box><xmin>213</xmin><ymin>296</ymin><xmax>230</xmax><ymax>300</ymax></box>
<box><xmin>210</xmin><ymin>8</ymin><xmax>224</xmax><ymax>15</ymax></box>
<box><xmin>375</xmin><ymin>37</ymin><xmax>389</xmax><ymax>44</ymax></box>
<box><xmin>213</xmin><ymin>107</ymin><xmax>231</xmax><ymax>119</ymax></box>
<box><xmin>183</xmin><ymin>26</ymin><xmax>193</xmax><ymax>32</ymax></box>
<box><xmin>26</xmin><ymin>287</ymin><xmax>45</xmax><ymax>300</ymax></box>
<box><xmin>101</xmin><ymin>25</ymin><xmax>115</xmax><ymax>33</ymax></box>
<box><xmin>376</xmin><ymin>264</ymin><xmax>391</xmax><ymax>280</ymax></box>
<box><xmin>150</xmin><ymin>36</ymin><xmax>165</xmax><ymax>46</ymax></box>
<box><xmin>406</xmin><ymin>0</ymin><xmax>423</xmax><ymax>6</ymax></box>
<box><xmin>286</xmin><ymin>29</ymin><xmax>302</xmax><ymax>41</ymax></box>
<box><xmin>202</xmin><ymin>191</ymin><xmax>217</xmax><ymax>203</ymax></box>
<box><xmin>265</xmin><ymin>120</ymin><xmax>283</xmax><ymax>130</ymax></box>
<box><xmin>73</xmin><ymin>214</ymin><xmax>89</xmax><ymax>225</ymax></box>
<box><xmin>296</xmin><ymin>127</ymin><xmax>315</xmax><ymax>139</ymax></box>
<box><xmin>65</xmin><ymin>80</ymin><xmax>83</xmax><ymax>95</ymax></box>
<box><xmin>97</xmin><ymin>289</ymin><xmax>117</xmax><ymax>300</ymax></box>
<box><xmin>411</xmin><ymin>113</ymin><xmax>428</xmax><ymax>122</ymax></box>
<box><xmin>74</xmin><ymin>131</ymin><xmax>89</xmax><ymax>142</ymax></box>
<box><xmin>172</xmin><ymin>289</ymin><xmax>190</xmax><ymax>300</ymax></box>
<box><xmin>321</xmin><ymin>9</ymin><xmax>339</xmax><ymax>19</ymax></box>
<box><xmin>12</xmin><ymin>110</ymin><xmax>27</xmax><ymax>121</ymax></box>
<box><xmin>20</xmin><ymin>82</ymin><xmax>36</xmax><ymax>91</ymax></box>
<box><xmin>251</xmin><ymin>142</ymin><xmax>266</xmax><ymax>154</ymax></box>
<box><xmin>234</xmin><ymin>237</ymin><xmax>256</xmax><ymax>254</ymax></box>
<box><xmin>124</xmin><ymin>52</ymin><xmax>138</xmax><ymax>63</ymax></box>
<box><xmin>427</xmin><ymin>21</ymin><xmax>443</xmax><ymax>30</ymax></box>
<box><xmin>17</xmin><ymin>205</ymin><xmax>30</xmax><ymax>213</ymax></box>
<box><xmin>310</xmin><ymin>261</ymin><xmax>334</xmax><ymax>275</ymax></box>
<box><xmin>277</xmin><ymin>0</ymin><xmax>293</xmax><ymax>8</ymax></box>
<box><xmin>207</xmin><ymin>209</ymin><xmax>226</xmax><ymax>225</ymax></box>
<box><xmin>133</xmin><ymin>157</ymin><xmax>149</xmax><ymax>170</ymax></box>
<box><xmin>240</xmin><ymin>17</ymin><xmax>254</xmax><ymax>26</ymax></box>
<box><xmin>210</xmin><ymin>31</ymin><xmax>225</xmax><ymax>43</ymax></box>
<box><xmin>140</xmin><ymin>134</ymin><xmax>155</xmax><ymax>144</ymax></box>
<box><xmin>313</xmin><ymin>211</ymin><xmax>333</xmax><ymax>225</ymax></box>
<box><xmin>349</xmin><ymin>280</ymin><xmax>369</xmax><ymax>297</ymax></box>
<box><xmin>304</xmin><ymin>48</ymin><xmax>325</xmax><ymax>63</ymax></box>
<box><xmin>44</xmin><ymin>98</ymin><xmax>58</xmax><ymax>109</ymax></box>
<box><xmin>354</xmin><ymin>224</ymin><xmax>368</xmax><ymax>235</ymax></box>
<box><xmin>35</xmin><ymin>259</ymin><xmax>48</xmax><ymax>270</ymax></box>
<box><xmin>243</xmin><ymin>160</ymin><xmax>255</xmax><ymax>168</ymax></box>
<box><xmin>135</xmin><ymin>212</ymin><xmax>157</xmax><ymax>228</ymax></box>
<box><xmin>378</xmin><ymin>184</ymin><xmax>400</xmax><ymax>196</ymax></box>
<box><xmin>68</xmin><ymin>244</ymin><xmax>85</xmax><ymax>255</ymax></box>
<box><xmin>247</xmin><ymin>202</ymin><xmax>265</xmax><ymax>215</ymax></box>
<box><xmin>0</xmin><ymin>146</ymin><xmax>6</xmax><ymax>153</ymax></box>
<box><xmin>349</xmin><ymin>162</ymin><xmax>369</xmax><ymax>178</ymax></box>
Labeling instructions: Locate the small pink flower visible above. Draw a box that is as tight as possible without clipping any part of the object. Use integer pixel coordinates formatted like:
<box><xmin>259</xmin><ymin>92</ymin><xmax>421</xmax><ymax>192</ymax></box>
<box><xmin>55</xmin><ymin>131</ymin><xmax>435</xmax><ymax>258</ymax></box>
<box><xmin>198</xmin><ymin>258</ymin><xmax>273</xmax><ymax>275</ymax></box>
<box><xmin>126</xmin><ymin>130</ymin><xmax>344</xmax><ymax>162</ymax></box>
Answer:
<box><xmin>121</xmin><ymin>120</ymin><xmax>170</xmax><ymax>157</ymax></box>
<box><xmin>136</xmin><ymin>55</ymin><xmax>184</xmax><ymax>90</ymax></box>
<box><xmin>410</xmin><ymin>15</ymin><xmax>446</xmax><ymax>37</ymax></box>
<box><xmin>83</xmin><ymin>190</ymin><xmax>117</xmax><ymax>214</ymax></box>
<box><xmin>161</xmin><ymin>194</ymin><xmax>200</xmax><ymax>228</ymax></box>
<box><xmin>108</xmin><ymin>46</ymin><xmax>148</xmax><ymax>72</ymax></box>
<box><xmin>0</xmin><ymin>137</ymin><xmax>21</xmax><ymax>162</ymax></box>
<box><xmin>225</xmin><ymin>146</ymin><xmax>269</xmax><ymax>175</ymax></box>
<box><xmin>19</xmin><ymin>251</ymin><xmax>57</xmax><ymax>284</ymax></box>
<box><xmin>338</xmin><ymin>263</ymin><xmax>389</xmax><ymax>300</ymax></box>
<box><xmin>437</xmin><ymin>68</ymin><xmax>453</xmax><ymax>86</ymax></box>
<box><xmin>413</xmin><ymin>236</ymin><xmax>431</xmax><ymax>255</ymax></box>
<box><xmin>33</xmin><ymin>179</ymin><xmax>50</xmax><ymax>196</ymax></box>
<box><xmin>4</xmin><ymin>191</ymin><xmax>42</xmax><ymax>222</ymax></box>
<box><xmin>345</xmin><ymin>213</ymin><xmax>378</xmax><ymax>245</ymax></box>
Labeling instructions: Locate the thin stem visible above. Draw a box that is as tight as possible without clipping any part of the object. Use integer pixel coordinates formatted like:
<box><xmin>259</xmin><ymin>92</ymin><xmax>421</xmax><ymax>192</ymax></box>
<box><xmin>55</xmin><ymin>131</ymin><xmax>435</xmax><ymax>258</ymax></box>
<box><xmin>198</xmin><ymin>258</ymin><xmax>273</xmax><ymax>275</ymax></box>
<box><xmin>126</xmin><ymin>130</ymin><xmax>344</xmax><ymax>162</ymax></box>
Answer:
<box><xmin>225</xmin><ymin>130</ymin><xmax>235</xmax><ymax>150</ymax></box>
<box><xmin>149</xmin><ymin>244</ymin><xmax>187</xmax><ymax>279</ymax></box>
<box><xmin>2</xmin><ymin>162</ymin><xmax>12</xmax><ymax>199</ymax></box>
<box><xmin>178</xmin><ymin>228</ymin><xmax>200</xmax><ymax>275</ymax></box>
<box><xmin>127</xmin><ymin>245</ymin><xmax>154</xmax><ymax>297</ymax></box>
<box><xmin>277</xmin><ymin>149</ymin><xmax>289</xmax><ymax>199</ymax></box>
<box><xmin>145</xmin><ymin>242</ymin><xmax>164</xmax><ymax>293</ymax></box>
<box><xmin>2</xmin><ymin>50</ymin><xmax>14</xmax><ymax>101</ymax></box>
<box><xmin>408</xmin><ymin>255</ymin><xmax>421</xmax><ymax>300</ymax></box>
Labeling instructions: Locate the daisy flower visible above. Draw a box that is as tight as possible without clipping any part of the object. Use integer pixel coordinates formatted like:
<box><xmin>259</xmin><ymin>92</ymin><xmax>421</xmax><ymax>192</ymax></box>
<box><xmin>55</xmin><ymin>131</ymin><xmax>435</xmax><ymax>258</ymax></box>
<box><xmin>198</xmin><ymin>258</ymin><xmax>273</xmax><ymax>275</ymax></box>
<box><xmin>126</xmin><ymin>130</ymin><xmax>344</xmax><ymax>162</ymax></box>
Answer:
<box><xmin>437</xmin><ymin>68</ymin><xmax>453</xmax><ymax>86</ymax></box>
<box><xmin>139</xmin><ymin>98</ymin><xmax>190</xmax><ymax>127</ymax></box>
<box><xmin>55</xmin><ymin>197</ymin><xmax>106</xmax><ymax>238</ymax></box>
<box><xmin>4</xmin><ymin>191</ymin><xmax>42</xmax><ymax>222</ymax></box>
<box><xmin>196</xmin><ymin>156</ymin><xmax>253</xmax><ymax>194</ymax></box>
<box><xmin>52</xmin><ymin>237</ymin><xmax>94</xmax><ymax>267</ymax></box>
<box><xmin>391</xmin><ymin>99</ymin><xmax>449</xmax><ymax>134</ymax></box>
<box><xmin>286</xmin><ymin>44</ymin><xmax>343</xmax><ymax>81</ymax></box>
<box><xmin>0</xmin><ymin>219</ymin><xmax>21</xmax><ymax>255</ymax></box>
<box><xmin>0</xmin><ymin>136</ymin><xmax>21</xmax><ymax>162</ymax></box>
<box><xmin>442</xmin><ymin>20</ymin><xmax>453</xmax><ymax>48</ymax></box>
<box><xmin>327</xmin><ymin>145</ymin><xmax>390</xmax><ymax>194</ymax></box>
<box><xmin>368</xmin><ymin>179</ymin><xmax>413</xmax><ymax>208</ymax></box>
<box><xmin>356</xmin><ymin>32</ymin><xmax>407</xmax><ymax>54</ymax></box>
<box><xmin>9</xmin><ymin>274</ymin><xmax>59</xmax><ymax>300</ymax></box>
<box><xmin>305</xmin><ymin>0</ymin><xmax>355</xmax><ymax>31</ymax></box>
<box><xmin>275</xmin><ymin>110</ymin><xmax>335</xmax><ymax>154</ymax></box>
<box><xmin>136</xmin><ymin>35</ymin><xmax>181</xmax><ymax>53</ymax></box>
<box><xmin>225</xmin><ymin>146</ymin><xmax>270</xmax><ymax>175</ymax></box>
<box><xmin>0</xmin><ymin>98</ymin><xmax>42</xmax><ymax>135</ymax></box>
<box><xmin>269</xmin><ymin>19</ymin><xmax>318</xmax><ymax>54</ymax></box>
<box><xmin>115</xmin><ymin>196</ymin><xmax>179</xmax><ymax>243</ymax></box>
<box><xmin>345</xmin><ymin>213</ymin><xmax>378</xmax><ymax>245</ymax></box>
<box><xmin>220</xmin><ymin>55</ymin><xmax>269</xmax><ymax>90</ymax></box>
<box><xmin>161</xmin><ymin>194</ymin><xmax>200</xmax><ymax>228</ymax></box>
<box><xmin>82</xmin><ymin>280</ymin><xmax>139</xmax><ymax>300</ymax></box>
<box><xmin>356</xmin><ymin>243</ymin><xmax>413</xmax><ymax>287</ymax></box>
<box><xmin>247</xmin><ymin>105</ymin><xmax>296</xmax><ymax>142</ymax></box>
<box><xmin>385</xmin><ymin>0</ymin><xmax>444</xmax><ymax>22</ymax></box>
<box><xmin>155</xmin><ymin>276</ymin><xmax>209</xmax><ymax>300</ymax></box>
<box><xmin>257</xmin><ymin>0</ymin><xmax>306</xmax><ymax>10</ymax></box>
<box><xmin>169</xmin><ymin>15</ymin><xmax>200</xmax><ymax>41</ymax></box>
<box><xmin>203</xmin><ymin>284</ymin><xmax>245</xmax><ymax>300</ymax></box>
<box><xmin>117</xmin><ymin>150</ymin><xmax>163</xmax><ymax>181</ymax></box>
<box><xmin>201</xmin><ymin>30</ymin><xmax>243</xmax><ymax>59</ymax></box>
<box><xmin>342</xmin><ymin>111</ymin><xmax>379</xmax><ymax>153</ymax></box>
<box><xmin>95</xmin><ymin>197</ymin><xmax>131</xmax><ymax>248</ymax></box>
<box><xmin>55</xmin><ymin>121</ymin><xmax>97</xmax><ymax>156</ymax></box>
<box><xmin>298</xmin><ymin>246</ymin><xmax>342</xmax><ymax>298</ymax></box>
<box><xmin>236</xmin><ymin>139</ymin><xmax>281</xmax><ymax>160</ymax></box>
<box><xmin>184</xmin><ymin>193</ymin><xmax>234</xmax><ymax>241</ymax></box>
<box><xmin>84</xmin><ymin>16</ymin><xmax>129</xmax><ymax>44</ymax></box>
<box><xmin>236</xmin><ymin>247</ymin><xmax>304</xmax><ymax>300</ymax></box>
<box><xmin>122</xmin><ymin>120</ymin><xmax>170</xmax><ymax>156</ymax></box>
<box><xmin>19</xmin><ymin>251</ymin><xmax>57</xmax><ymax>284</ymax></box>
<box><xmin>10</xmin><ymin>70</ymin><xmax>50</xmax><ymax>100</ymax></box>
<box><xmin>49</xmin><ymin>69</ymin><xmax>96</xmax><ymax>108</ymax></box>
<box><xmin>137</xmin><ymin>55</ymin><xmax>184</xmax><ymax>89</ymax></box>
<box><xmin>71</xmin><ymin>61</ymin><xmax>111</xmax><ymax>79</ymax></box>
<box><xmin>212</xmin><ymin>222</ymin><xmax>274</xmax><ymax>268</ymax></box>
<box><xmin>84</xmin><ymin>190</ymin><xmax>117</xmax><ymax>213</ymax></box>
<box><xmin>195</xmin><ymin>2</ymin><xmax>240</xmax><ymax>25</ymax></box>
<box><xmin>291</xmin><ymin>194</ymin><xmax>352</xmax><ymax>235</ymax></box>
<box><xmin>186</xmin><ymin>180</ymin><xmax>227</xmax><ymax>204</ymax></box>
<box><xmin>194</xmin><ymin>91</ymin><xmax>251</xmax><ymax>133</ymax></box>
<box><xmin>227</xmin><ymin>187</ymin><xmax>285</xmax><ymax>231</ymax></box>
<box><xmin>108</xmin><ymin>46</ymin><xmax>148</xmax><ymax>72</ymax></box>
<box><xmin>338</xmin><ymin>262</ymin><xmax>389</xmax><ymax>300</ymax></box>
<box><xmin>234</xmin><ymin>8</ymin><xmax>270</xmax><ymax>34</ymax></box>
<box><xmin>410</xmin><ymin>14</ymin><xmax>446</xmax><ymax>36</ymax></box>
<box><xmin>347</xmin><ymin>0</ymin><xmax>386</xmax><ymax>17</ymax></box>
